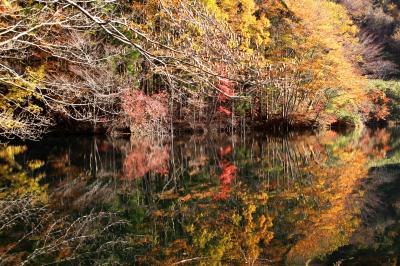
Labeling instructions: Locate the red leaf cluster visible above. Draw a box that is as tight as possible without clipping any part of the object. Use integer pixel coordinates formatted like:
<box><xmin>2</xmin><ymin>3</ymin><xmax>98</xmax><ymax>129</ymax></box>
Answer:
<box><xmin>383</xmin><ymin>145</ymin><xmax>391</xmax><ymax>151</ymax></box>
<box><xmin>122</xmin><ymin>90</ymin><xmax>168</xmax><ymax>125</ymax></box>
<box><xmin>363</xmin><ymin>89</ymin><xmax>390</xmax><ymax>121</ymax></box>
<box><xmin>217</xmin><ymin>78</ymin><xmax>235</xmax><ymax>103</ymax></box>
<box><xmin>216</xmin><ymin>78</ymin><xmax>235</xmax><ymax>117</ymax></box>
<box><xmin>217</xmin><ymin>106</ymin><xmax>232</xmax><ymax>116</ymax></box>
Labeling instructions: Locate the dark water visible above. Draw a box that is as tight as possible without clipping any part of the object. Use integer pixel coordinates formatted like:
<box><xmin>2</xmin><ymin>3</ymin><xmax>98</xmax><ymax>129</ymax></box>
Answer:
<box><xmin>1</xmin><ymin>127</ymin><xmax>400</xmax><ymax>265</ymax></box>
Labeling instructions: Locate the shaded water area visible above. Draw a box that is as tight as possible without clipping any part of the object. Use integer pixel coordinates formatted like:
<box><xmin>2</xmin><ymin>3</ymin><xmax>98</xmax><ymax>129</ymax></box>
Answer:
<box><xmin>2</xmin><ymin>127</ymin><xmax>400</xmax><ymax>265</ymax></box>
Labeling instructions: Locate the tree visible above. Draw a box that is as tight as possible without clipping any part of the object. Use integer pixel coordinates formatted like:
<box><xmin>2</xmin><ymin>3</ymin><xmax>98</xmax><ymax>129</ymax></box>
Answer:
<box><xmin>0</xmin><ymin>0</ymin><xmax>389</xmax><ymax>138</ymax></box>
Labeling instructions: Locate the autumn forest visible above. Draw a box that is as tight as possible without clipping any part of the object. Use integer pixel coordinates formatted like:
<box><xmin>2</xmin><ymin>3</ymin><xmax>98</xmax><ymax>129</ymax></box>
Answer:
<box><xmin>3</xmin><ymin>0</ymin><xmax>400</xmax><ymax>265</ymax></box>
<box><xmin>1</xmin><ymin>0</ymin><xmax>400</xmax><ymax>138</ymax></box>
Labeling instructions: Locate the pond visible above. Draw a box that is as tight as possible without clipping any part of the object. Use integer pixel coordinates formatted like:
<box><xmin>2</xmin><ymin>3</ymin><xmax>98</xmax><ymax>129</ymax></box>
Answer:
<box><xmin>1</xmin><ymin>127</ymin><xmax>400</xmax><ymax>265</ymax></box>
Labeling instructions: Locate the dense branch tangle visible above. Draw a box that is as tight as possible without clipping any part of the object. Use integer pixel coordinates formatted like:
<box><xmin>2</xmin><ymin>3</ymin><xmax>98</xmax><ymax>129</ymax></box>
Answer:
<box><xmin>0</xmin><ymin>0</ymin><xmax>365</xmax><ymax>138</ymax></box>
<box><xmin>0</xmin><ymin>0</ymin><xmax>293</xmax><ymax>137</ymax></box>
<box><xmin>0</xmin><ymin>0</ymin><xmax>136</xmax><ymax>138</ymax></box>
<box><xmin>69</xmin><ymin>0</ymin><xmax>305</xmax><ymax>130</ymax></box>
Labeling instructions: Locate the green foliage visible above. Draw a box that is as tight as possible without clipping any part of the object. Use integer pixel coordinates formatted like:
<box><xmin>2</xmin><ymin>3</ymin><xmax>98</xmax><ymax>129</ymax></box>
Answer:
<box><xmin>112</xmin><ymin>49</ymin><xmax>140</xmax><ymax>75</ymax></box>
<box><xmin>325</xmin><ymin>92</ymin><xmax>363</xmax><ymax>126</ymax></box>
<box><xmin>235</xmin><ymin>98</ymin><xmax>251</xmax><ymax>116</ymax></box>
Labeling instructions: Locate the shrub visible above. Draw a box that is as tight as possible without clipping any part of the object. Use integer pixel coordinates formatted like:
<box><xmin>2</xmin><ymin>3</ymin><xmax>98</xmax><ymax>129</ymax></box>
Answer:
<box><xmin>122</xmin><ymin>90</ymin><xmax>169</xmax><ymax>135</ymax></box>
<box><xmin>369</xmin><ymin>79</ymin><xmax>400</xmax><ymax>121</ymax></box>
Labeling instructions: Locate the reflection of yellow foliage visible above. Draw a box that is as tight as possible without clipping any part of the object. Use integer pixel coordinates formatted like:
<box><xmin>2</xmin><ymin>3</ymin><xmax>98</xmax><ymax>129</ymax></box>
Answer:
<box><xmin>127</xmin><ymin>130</ymin><xmax>391</xmax><ymax>264</ymax></box>
<box><xmin>143</xmin><ymin>189</ymin><xmax>274</xmax><ymax>265</ymax></box>
<box><xmin>283</xmin><ymin>132</ymin><xmax>369</xmax><ymax>264</ymax></box>
<box><xmin>182</xmin><ymin>192</ymin><xmax>274</xmax><ymax>265</ymax></box>
<box><xmin>0</xmin><ymin>145</ymin><xmax>47</xmax><ymax>201</ymax></box>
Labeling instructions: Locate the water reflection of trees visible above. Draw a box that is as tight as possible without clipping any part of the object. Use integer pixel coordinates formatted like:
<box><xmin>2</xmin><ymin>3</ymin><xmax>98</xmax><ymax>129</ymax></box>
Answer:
<box><xmin>114</xmin><ymin>130</ymin><xmax>393</xmax><ymax>264</ymax></box>
<box><xmin>1</xmin><ymin>128</ymin><xmax>398</xmax><ymax>264</ymax></box>
<box><xmin>0</xmin><ymin>143</ymin><xmax>127</xmax><ymax>265</ymax></box>
<box><xmin>0</xmin><ymin>145</ymin><xmax>47</xmax><ymax>200</ymax></box>
<box><xmin>320</xmin><ymin>127</ymin><xmax>400</xmax><ymax>265</ymax></box>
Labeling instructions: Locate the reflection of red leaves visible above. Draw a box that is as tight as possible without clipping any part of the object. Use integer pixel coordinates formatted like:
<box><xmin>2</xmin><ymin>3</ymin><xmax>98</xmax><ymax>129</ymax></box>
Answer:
<box><xmin>217</xmin><ymin>106</ymin><xmax>232</xmax><ymax>116</ymax></box>
<box><xmin>219</xmin><ymin>145</ymin><xmax>233</xmax><ymax>157</ymax></box>
<box><xmin>213</xmin><ymin>186</ymin><xmax>231</xmax><ymax>200</ymax></box>
<box><xmin>123</xmin><ymin>140</ymin><xmax>169</xmax><ymax>179</ymax></box>
<box><xmin>214</xmin><ymin>161</ymin><xmax>237</xmax><ymax>200</ymax></box>
<box><xmin>219</xmin><ymin>164</ymin><xmax>237</xmax><ymax>184</ymax></box>
<box><xmin>383</xmin><ymin>145</ymin><xmax>391</xmax><ymax>152</ymax></box>
<box><xmin>364</xmin><ymin>129</ymin><xmax>391</xmax><ymax>159</ymax></box>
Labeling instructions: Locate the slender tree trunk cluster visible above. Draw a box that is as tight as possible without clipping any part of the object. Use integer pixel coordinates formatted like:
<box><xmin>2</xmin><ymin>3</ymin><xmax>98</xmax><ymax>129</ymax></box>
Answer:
<box><xmin>0</xmin><ymin>0</ymin><xmax>395</xmax><ymax>139</ymax></box>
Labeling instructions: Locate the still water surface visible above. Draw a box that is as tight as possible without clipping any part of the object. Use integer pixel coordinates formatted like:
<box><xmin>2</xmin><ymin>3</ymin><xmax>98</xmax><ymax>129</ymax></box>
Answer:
<box><xmin>2</xmin><ymin>127</ymin><xmax>400</xmax><ymax>265</ymax></box>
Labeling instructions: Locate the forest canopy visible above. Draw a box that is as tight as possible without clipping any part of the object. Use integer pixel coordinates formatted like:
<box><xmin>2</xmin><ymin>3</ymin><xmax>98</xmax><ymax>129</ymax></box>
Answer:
<box><xmin>0</xmin><ymin>0</ymin><xmax>398</xmax><ymax>139</ymax></box>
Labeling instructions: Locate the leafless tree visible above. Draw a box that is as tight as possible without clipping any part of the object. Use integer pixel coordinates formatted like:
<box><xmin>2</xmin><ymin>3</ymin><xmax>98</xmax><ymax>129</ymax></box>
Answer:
<box><xmin>1</xmin><ymin>0</ymin><xmax>136</xmax><ymax>138</ymax></box>
<box><xmin>0</xmin><ymin>195</ymin><xmax>128</xmax><ymax>265</ymax></box>
<box><xmin>352</xmin><ymin>32</ymin><xmax>398</xmax><ymax>78</ymax></box>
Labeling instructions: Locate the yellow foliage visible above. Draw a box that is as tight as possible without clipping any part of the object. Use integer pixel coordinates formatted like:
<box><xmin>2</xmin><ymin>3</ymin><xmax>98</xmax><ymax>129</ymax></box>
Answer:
<box><xmin>285</xmin><ymin>0</ymin><xmax>367</xmax><ymax>115</ymax></box>
<box><xmin>283</xmin><ymin>132</ymin><xmax>370</xmax><ymax>264</ymax></box>
<box><xmin>0</xmin><ymin>65</ymin><xmax>46</xmax><ymax>132</ymax></box>
<box><xmin>202</xmin><ymin>0</ymin><xmax>271</xmax><ymax>52</ymax></box>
